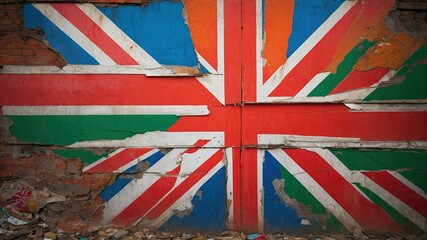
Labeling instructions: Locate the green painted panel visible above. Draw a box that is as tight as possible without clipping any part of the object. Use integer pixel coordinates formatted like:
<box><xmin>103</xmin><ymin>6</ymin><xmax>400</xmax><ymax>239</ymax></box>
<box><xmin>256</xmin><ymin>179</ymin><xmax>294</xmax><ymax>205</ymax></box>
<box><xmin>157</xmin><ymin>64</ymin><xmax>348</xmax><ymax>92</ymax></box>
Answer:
<box><xmin>8</xmin><ymin>115</ymin><xmax>179</xmax><ymax>146</ymax></box>
<box><xmin>308</xmin><ymin>40</ymin><xmax>374</xmax><ymax>97</ymax></box>
<box><xmin>330</xmin><ymin>149</ymin><xmax>427</xmax><ymax>171</ymax></box>
<box><xmin>53</xmin><ymin>149</ymin><xmax>109</xmax><ymax>164</ymax></box>
<box><xmin>364</xmin><ymin>47</ymin><xmax>427</xmax><ymax>101</ymax></box>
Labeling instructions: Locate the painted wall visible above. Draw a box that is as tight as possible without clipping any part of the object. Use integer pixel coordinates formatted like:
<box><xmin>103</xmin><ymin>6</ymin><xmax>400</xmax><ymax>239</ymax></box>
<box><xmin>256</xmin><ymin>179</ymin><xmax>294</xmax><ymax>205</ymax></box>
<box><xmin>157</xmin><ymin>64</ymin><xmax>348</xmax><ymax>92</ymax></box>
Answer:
<box><xmin>0</xmin><ymin>0</ymin><xmax>426</xmax><ymax>235</ymax></box>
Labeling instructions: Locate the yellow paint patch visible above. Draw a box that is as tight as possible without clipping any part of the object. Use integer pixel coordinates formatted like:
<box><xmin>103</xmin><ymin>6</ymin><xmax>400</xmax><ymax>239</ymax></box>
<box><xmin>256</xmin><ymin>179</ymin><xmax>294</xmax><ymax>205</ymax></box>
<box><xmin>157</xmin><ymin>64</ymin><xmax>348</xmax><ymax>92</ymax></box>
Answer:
<box><xmin>263</xmin><ymin>0</ymin><xmax>294</xmax><ymax>82</ymax></box>
<box><xmin>354</xmin><ymin>32</ymin><xmax>423</xmax><ymax>71</ymax></box>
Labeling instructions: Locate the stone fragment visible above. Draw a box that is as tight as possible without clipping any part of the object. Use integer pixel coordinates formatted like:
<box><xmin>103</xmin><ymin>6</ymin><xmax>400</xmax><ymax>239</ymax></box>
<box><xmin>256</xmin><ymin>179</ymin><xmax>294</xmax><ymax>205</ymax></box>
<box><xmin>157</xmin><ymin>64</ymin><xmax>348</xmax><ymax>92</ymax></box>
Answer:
<box><xmin>44</xmin><ymin>231</ymin><xmax>57</xmax><ymax>240</ymax></box>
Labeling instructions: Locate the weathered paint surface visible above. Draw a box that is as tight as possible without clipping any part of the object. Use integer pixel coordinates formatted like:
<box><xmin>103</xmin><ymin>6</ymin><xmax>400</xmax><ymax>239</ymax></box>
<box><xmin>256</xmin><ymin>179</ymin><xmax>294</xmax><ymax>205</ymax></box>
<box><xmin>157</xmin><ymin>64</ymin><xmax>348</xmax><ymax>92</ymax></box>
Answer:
<box><xmin>263</xmin><ymin>148</ymin><xmax>426</xmax><ymax>233</ymax></box>
<box><xmin>242</xmin><ymin>0</ymin><xmax>427</xmax><ymax>103</ymax></box>
<box><xmin>1</xmin><ymin>0</ymin><xmax>426</xmax><ymax>235</ymax></box>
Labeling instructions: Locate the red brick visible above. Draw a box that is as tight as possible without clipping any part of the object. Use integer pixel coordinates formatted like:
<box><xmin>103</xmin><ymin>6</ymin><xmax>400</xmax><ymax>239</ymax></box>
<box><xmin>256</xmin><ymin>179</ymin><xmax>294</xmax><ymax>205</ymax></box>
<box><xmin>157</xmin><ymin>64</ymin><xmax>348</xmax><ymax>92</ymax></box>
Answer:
<box><xmin>0</xmin><ymin>159</ymin><xmax>17</xmax><ymax>177</ymax></box>
<box><xmin>56</xmin><ymin>162</ymin><xmax>67</xmax><ymax>170</ymax></box>
<box><xmin>33</xmin><ymin>54</ymin><xmax>56</xmax><ymax>62</ymax></box>
<box><xmin>0</xmin><ymin>56</ymin><xmax>27</xmax><ymax>65</ymax></box>
<box><xmin>6</xmin><ymin>49</ymin><xmax>21</xmax><ymax>56</ymax></box>
<box><xmin>21</xmin><ymin>49</ymin><xmax>34</xmax><ymax>56</ymax></box>
<box><xmin>24</xmin><ymin>38</ymin><xmax>47</xmax><ymax>48</ymax></box>
<box><xmin>0</xmin><ymin>19</ymin><xmax>13</xmax><ymax>25</ymax></box>
<box><xmin>35</xmin><ymin>49</ymin><xmax>57</xmax><ymax>56</ymax></box>
<box><xmin>83</xmin><ymin>174</ymin><xmax>112</xmax><ymax>190</ymax></box>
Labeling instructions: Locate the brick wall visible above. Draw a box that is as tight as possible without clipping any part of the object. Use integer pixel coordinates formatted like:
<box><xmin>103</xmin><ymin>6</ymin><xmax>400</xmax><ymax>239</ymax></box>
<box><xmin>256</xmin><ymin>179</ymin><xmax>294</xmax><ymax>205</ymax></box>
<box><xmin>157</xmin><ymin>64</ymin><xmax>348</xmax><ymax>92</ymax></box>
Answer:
<box><xmin>0</xmin><ymin>3</ymin><xmax>65</xmax><ymax>66</ymax></box>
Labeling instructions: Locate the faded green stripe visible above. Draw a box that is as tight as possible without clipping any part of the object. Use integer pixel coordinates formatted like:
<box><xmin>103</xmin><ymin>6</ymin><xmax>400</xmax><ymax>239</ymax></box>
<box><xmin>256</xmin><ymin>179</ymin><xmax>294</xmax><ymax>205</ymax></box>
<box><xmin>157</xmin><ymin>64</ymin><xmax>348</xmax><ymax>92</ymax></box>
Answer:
<box><xmin>279</xmin><ymin>166</ymin><xmax>345</xmax><ymax>231</ymax></box>
<box><xmin>364</xmin><ymin>46</ymin><xmax>427</xmax><ymax>101</ymax></box>
<box><xmin>399</xmin><ymin>170</ymin><xmax>427</xmax><ymax>194</ymax></box>
<box><xmin>330</xmin><ymin>149</ymin><xmax>427</xmax><ymax>194</ymax></box>
<box><xmin>8</xmin><ymin>115</ymin><xmax>179</xmax><ymax>146</ymax></box>
<box><xmin>54</xmin><ymin>149</ymin><xmax>109</xmax><ymax>164</ymax></box>
<box><xmin>329</xmin><ymin>149</ymin><xmax>427</xmax><ymax>171</ymax></box>
<box><xmin>308</xmin><ymin>40</ymin><xmax>375</xmax><ymax>97</ymax></box>
<box><xmin>354</xmin><ymin>183</ymin><xmax>423</xmax><ymax>234</ymax></box>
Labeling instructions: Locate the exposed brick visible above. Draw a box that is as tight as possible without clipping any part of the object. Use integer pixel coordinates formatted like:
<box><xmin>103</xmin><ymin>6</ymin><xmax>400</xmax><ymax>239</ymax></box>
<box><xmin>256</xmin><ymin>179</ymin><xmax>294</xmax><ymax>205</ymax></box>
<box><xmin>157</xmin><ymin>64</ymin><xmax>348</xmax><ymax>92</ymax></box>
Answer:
<box><xmin>66</xmin><ymin>159</ymin><xmax>83</xmax><ymax>175</ymax></box>
<box><xmin>83</xmin><ymin>173</ymin><xmax>113</xmax><ymax>191</ymax></box>
<box><xmin>34</xmin><ymin>49</ymin><xmax>57</xmax><ymax>56</ymax></box>
<box><xmin>6</xmin><ymin>49</ymin><xmax>21</xmax><ymax>56</ymax></box>
<box><xmin>0</xmin><ymin>18</ymin><xmax>13</xmax><ymax>25</ymax></box>
<box><xmin>21</xmin><ymin>49</ymin><xmax>34</xmax><ymax>56</ymax></box>
<box><xmin>0</xmin><ymin>3</ymin><xmax>65</xmax><ymax>66</ymax></box>
<box><xmin>0</xmin><ymin>159</ymin><xmax>17</xmax><ymax>178</ymax></box>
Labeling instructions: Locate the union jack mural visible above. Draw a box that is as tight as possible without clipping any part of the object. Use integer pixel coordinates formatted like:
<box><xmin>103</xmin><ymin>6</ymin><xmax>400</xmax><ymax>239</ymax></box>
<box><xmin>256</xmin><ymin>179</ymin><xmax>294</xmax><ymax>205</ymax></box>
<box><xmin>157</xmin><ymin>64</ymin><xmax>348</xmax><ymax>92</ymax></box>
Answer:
<box><xmin>0</xmin><ymin>0</ymin><xmax>426</xmax><ymax>234</ymax></box>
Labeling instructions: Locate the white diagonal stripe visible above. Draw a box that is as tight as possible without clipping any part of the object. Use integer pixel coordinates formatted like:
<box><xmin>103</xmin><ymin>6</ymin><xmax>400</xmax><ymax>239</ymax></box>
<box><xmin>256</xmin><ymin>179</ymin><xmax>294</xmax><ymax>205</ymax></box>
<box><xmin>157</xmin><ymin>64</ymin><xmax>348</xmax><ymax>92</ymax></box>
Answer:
<box><xmin>138</xmin><ymin>148</ymin><xmax>223</xmax><ymax>227</ymax></box>
<box><xmin>196</xmin><ymin>51</ymin><xmax>218</xmax><ymax>74</ymax></box>
<box><xmin>114</xmin><ymin>149</ymin><xmax>159</xmax><ymax>174</ymax></box>
<box><xmin>103</xmin><ymin>148</ymin><xmax>189</xmax><ymax>223</ymax></box>
<box><xmin>295</xmin><ymin>72</ymin><xmax>330</xmax><ymax>98</ymax></box>
<box><xmin>313</xmin><ymin>148</ymin><xmax>426</xmax><ymax>232</ymax></box>
<box><xmin>388</xmin><ymin>171</ymin><xmax>427</xmax><ymax>199</ymax></box>
<box><xmin>33</xmin><ymin>4</ymin><xmax>116</xmax><ymax>65</ymax></box>
<box><xmin>76</xmin><ymin>4</ymin><xmax>162</xmax><ymax>69</ymax></box>
<box><xmin>195</xmin><ymin>74</ymin><xmax>225</xmax><ymax>105</ymax></box>
<box><xmin>82</xmin><ymin>148</ymin><xmax>126</xmax><ymax>172</ymax></box>
<box><xmin>261</xmin><ymin>1</ymin><xmax>357</xmax><ymax>99</ymax></box>
<box><xmin>268</xmin><ymin>149</ymin><xmax>361</xmax><ymax>232</ymax></box>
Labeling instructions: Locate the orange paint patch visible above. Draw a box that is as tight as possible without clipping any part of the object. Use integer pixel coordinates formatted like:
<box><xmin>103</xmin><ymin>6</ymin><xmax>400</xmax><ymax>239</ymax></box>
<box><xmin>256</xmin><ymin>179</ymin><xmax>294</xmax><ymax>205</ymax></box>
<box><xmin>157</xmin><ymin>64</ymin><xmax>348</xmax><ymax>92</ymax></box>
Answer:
<box><xmin>326</xmin><ymin>0</ymin><xmax>394</xmax><ymax>73</ymax></box>
<box><xmin>354</xmin><ymin>32</ymin><xmax>423</xmax><ymax>71</ymax></box>
<box><xmin>262</xmin><ymin>0</ymin><xmax>294</xmax><ymax>82</ymax></box>
<box><xmin>183</xmin><ymin>0</ymin><xmax>218</xmax><ymax>71</ymax></box>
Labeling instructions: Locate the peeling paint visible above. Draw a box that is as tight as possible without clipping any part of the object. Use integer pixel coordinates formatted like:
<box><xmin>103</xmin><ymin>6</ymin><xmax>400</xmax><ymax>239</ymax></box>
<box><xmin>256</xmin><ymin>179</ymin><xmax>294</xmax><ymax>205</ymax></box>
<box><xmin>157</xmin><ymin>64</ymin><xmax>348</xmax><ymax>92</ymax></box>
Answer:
<box><xmin>354</xmin><ymin>32</ymin><xmax>422</xmax><ymax>71</ymax></box>
<box><xmin>272</xmin><ymin>179</ymin><xmax>331</xmax><ymax>228</ymax></box>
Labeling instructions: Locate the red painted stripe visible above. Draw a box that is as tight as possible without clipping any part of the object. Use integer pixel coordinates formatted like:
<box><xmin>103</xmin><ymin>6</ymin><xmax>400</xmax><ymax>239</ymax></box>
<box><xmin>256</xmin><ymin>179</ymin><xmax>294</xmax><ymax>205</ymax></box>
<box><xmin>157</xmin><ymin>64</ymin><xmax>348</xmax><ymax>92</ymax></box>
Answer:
<box><xmin>51</xmin><ymin>4</ymin><xmax>138</xmax><ymax>65</ymax></box>
<box><xmin>85</xmin><ymin>148</ymin><xmax>153</xmax><ymax>173</ymax></box>
<box><xmin>242</xmin><ymin>104</ymin><xmax>427</xmax><ymax>145</ymax></box>
<box><xmin>144</xmin><ymin>149</ymin><xmax>224</xmax><ymax>219</ymax></box>
<box><xmin>231</xmin><ymin>147</ymin><xmax>242</xmax><ymax>230</ymax></box>
<box><xmin>168</xmin><ymin>106</ymin><xmax>240</xmax><ymax>148</ymax></box>
<box><xmin>285</xmin><ymin>148</ymin><xmax>402</xmax><ymax>233</ymax></box>
<box><xmin>363</xmin><ymin>171</ymin><xmax>427</xmax><ymax>218</ymax></box>
<box><xmin>241</xmin><ymin>0</ymin><xmax>257</xmax><ymax>103</ymax></box>
<box><xmin>181</xmin><ymin>139</ymin><xmax>211</xmax><ymax>154</ymax></box>
<box><xmin>330</xmin><ymin>68</ymin><xmax>389</xmax><ymax>95</ymax></box>
<box><xmin>0</xmin><ymin>75</ymin><xmax>220</xmax><ymax>106</ymax></box>
<box><xmin>240</xmin><ymin>148</ymin><xmax>258</xmax><ymax>232</ymax></box>
<box><xmin>268</xmin><ymin>2</ymin><xmax>363</xmax><ymax>97</ymax></box>
<box><xmin>224</xmin><ymin>0</ymin><xmax>242</xmax><ymax>104</ymax></box>
<box><xmin>112</xmin><ymin>165</ymin><xmax>181</xmax><ymax>226</ymax></box>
